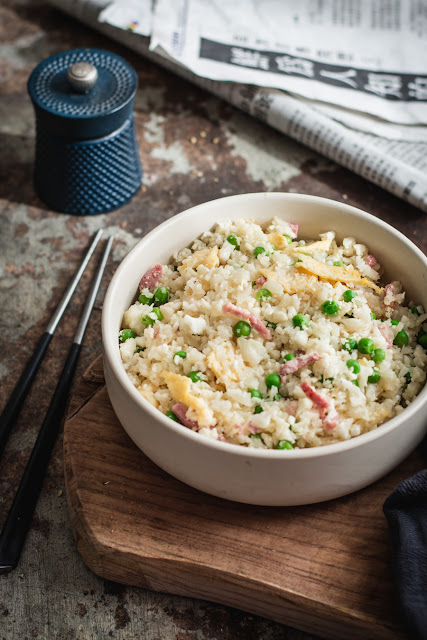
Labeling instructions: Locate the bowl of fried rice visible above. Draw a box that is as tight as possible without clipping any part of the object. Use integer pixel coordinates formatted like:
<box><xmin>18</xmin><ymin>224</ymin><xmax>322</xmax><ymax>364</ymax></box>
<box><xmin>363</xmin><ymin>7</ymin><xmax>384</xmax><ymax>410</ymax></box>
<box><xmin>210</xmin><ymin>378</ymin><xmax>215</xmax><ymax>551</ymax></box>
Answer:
<box><xmin>102</xmin><ymin>193</ymin><xmax>427</xmax><ymax>505</ymax></box>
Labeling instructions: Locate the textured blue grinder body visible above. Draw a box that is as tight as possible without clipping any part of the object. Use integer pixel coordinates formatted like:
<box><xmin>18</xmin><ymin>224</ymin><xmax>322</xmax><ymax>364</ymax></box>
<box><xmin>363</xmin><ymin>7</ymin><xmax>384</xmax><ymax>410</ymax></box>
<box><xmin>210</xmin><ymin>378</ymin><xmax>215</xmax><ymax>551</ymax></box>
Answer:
<box><xmin>28</xmin><ymin>48</ymin><xmax>142</xmax><ymax>215</ymax></box>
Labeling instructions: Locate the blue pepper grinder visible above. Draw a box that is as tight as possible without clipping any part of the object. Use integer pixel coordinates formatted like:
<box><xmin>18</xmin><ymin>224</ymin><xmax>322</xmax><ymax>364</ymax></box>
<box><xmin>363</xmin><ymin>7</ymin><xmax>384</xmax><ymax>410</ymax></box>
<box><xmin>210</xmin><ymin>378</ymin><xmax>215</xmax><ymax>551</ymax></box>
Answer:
<box><xmin>27</xmin><ymin>48</ymin><xmax>142</xmax><ymax>215</ymax></box>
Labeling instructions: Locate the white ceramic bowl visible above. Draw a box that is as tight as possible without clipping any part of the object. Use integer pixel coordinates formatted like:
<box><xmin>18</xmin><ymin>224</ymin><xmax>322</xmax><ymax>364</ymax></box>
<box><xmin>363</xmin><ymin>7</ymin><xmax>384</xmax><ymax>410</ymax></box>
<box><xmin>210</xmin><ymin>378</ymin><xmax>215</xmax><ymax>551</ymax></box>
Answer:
<box><xmin>102</xmin><ymin>193</ymin><xmax>427</xmax><ymax>506</ymax></box>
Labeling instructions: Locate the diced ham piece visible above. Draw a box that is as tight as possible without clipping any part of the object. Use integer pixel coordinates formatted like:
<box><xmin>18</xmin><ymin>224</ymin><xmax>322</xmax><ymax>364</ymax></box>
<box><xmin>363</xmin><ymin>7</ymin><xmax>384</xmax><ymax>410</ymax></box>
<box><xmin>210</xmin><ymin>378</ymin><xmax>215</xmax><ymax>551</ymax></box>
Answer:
<box><xmin>248</xmin><ymin>422</ymin><xmax>260</xmax><ymax>434</ymax></box>
<box><xmin>235</xmin><ymin>424</ymin><xmax>245</xmax><ymax>435</ymax></box>
<box><xmin>255</xmin><ymin>276</ymin><xmax>267</xmax><ymax>285</ymax></box>
<box><xmin>138</xmin><ymin>264</ymin><xmax>162</xmax><ymax>293</ymax></box>
<box><xmin>286</xmin><ymin>401</ymin><xmax>298</xmax><ymax>417</ymax></box>
<box><xmin>382</xmin><ymin>283</ymin><xmax>396</xmax><ymax>308</ymax></box>
<box><xmin>153</xmin><ymin>325</ymin><xmax>160</xmax><ymax>339</ymax></box>
<box><xmin>223</xmin><ymin>302</ymin><xmax>272</xmax><ymax>340</ymax></box>
<box><xmin>300</xmin><ymin>382</ymin><xmax>330</xmax><ymax>409</ymax></box>
<box><xmin>366</xmin><ymin>254</ymin><xmax>377</xmax><ymax>267</ymax></box>
<box><xmin>280</xmin><ymin>353</ymin><xmax>322</xmax><ymax>377</ymax></box>
<box><xmin>300</xmin><ymin>381</ymin><xmax>338</xmax><ymax>430</ymax></box>
<box><xmin>379</xmin><ymin>322</ymin><xmax>393</xmax><ymax>348</ymax></box>
<box><xmin>289</xmin><ymin>222</ymin><xmax>299</xmax><ymax>237</ymax></box>
<box><xmin>172</xmin><ymin>403</ymin><xmax>199</xmax><ymax>430</ymax></box>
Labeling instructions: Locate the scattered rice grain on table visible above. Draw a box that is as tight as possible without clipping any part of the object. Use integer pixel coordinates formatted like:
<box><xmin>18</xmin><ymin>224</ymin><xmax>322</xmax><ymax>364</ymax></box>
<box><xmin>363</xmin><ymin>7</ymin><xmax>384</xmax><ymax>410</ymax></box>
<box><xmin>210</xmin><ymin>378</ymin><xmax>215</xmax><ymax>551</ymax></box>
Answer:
<box><xmin>119</xmin><ymin>217</ymin><xmax>427</xmax><ymax>449</ymax></box>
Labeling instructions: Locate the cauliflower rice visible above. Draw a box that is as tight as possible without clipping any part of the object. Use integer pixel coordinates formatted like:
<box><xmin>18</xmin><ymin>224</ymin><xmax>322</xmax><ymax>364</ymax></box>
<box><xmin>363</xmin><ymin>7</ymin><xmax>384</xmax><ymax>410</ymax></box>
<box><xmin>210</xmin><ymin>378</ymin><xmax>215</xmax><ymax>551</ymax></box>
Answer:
<box><xmin>119</xmin><ymin>217</ymin><xmax>427</xmax><ymax>449</ymax></box>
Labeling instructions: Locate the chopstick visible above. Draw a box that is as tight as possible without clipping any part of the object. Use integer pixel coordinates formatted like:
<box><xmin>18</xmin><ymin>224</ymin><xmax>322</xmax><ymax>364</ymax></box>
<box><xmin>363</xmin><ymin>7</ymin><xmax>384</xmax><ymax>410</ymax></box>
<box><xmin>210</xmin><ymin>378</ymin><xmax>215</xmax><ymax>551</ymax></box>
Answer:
<box><xmin>0</xmin><ymin>229</ymin><xmax>103</xmax><ymax>461</ymax></box>
<box><xmin>0</xmin><ymin>236</ymin><xmax>113</xmax><ymax>574</ymax></box>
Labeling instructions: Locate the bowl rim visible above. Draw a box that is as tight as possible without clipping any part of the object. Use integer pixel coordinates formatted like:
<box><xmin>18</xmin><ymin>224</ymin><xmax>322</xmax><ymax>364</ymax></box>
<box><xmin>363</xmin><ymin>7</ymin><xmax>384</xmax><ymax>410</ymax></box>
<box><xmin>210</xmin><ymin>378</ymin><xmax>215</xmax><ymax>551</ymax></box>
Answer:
<box><xmin>102</xmin><ymin>192</ymin><xmax>427</xmax><ymax>459</ymax></box>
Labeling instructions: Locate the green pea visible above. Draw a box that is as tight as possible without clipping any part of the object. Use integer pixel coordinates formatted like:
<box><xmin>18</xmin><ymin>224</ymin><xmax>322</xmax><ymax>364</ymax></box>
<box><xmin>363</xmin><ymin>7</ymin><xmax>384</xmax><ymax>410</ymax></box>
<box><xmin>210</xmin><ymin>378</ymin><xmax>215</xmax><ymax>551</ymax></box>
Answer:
<box><xmin>368</xmin><ymin>369</ymin><xmax>381</xmax><ymax>383</ymax></box>
<box><xmin>352</xmin><ymin>379</ymin><xmax>360</xmax><ymax>387</ymax></box>
<box><xmin>154</xmin><ymin>287</ymin><xmax>169</xmax><ymax>305</ymax></box>
<box><xmin>139</xmin><ymin>293</ymin><xmax>153</xmax><ymax>305</ymax></box>
<box><xmin>321</xmin><ymin>300</ymin><xmax>340</xmax><ymax>316</ymax></box>
<box><xmin>274</xmin><ymin>393</ymin><xmax>283</xmax><ymax>401</ymax></box>
<box><xmin>343</xmin><ymin>290</ymin><xmax>357</xmax><ymax>302</ymax></box>
<box><xmin>391</xmin><ymin>319</ymin><xmax>399</xmax><ymax>326</ymax></box>
<box><xmin>370</xmin><ymin>312</ymin><xmax>376</xmax><ymax>320</ymax></box>
<box><xmin>233</xmin><ymin>320</ymin><xmax>251</xmax><ymax>338</ymax></box>
<box><xmin>292</xmin><ymin>314</ymin><xmax>309</xmax><ymax>329</ymax></box>
<box><xmin>393</xmin><ymin>330</ymin><xmax>409</xmax><ymax>347</ymax></box>
<box><xmin>254</xmin><ymin>405</ymin><xmax>263</xmax><ymax>414</ymax></box>
<box><xmin>119</xmin><ymin>329</ymin><xmax>135</xmax><ymax>342</ymax></box>
<box><xmin>249</xmin><ymin>389</ymin><xmax>262</xmax><ymax>399</ymax></box>
<box><xmin>283</xmin><ymin>353</ymin><xmax>295</xmax><ymax>361</ymax></box>
<box><xmin>253</xmin><ymin>246</ymin><xmax>265</xmax><ymax>258</ymax></box>
<box><xmin>283</xmin><ymin>234</ymin><xmax>292</xmax><ymax>244</ymax></box>
<box><xmin>188</xmin><ymin>372</ymin><xmax>201</xmax><ymax>383</ymax></box>
<box><xmin>250</xmin><ymin>432</ymin><xmax>263</xmax><ymax>440</ymax></box>
<box><xmin>358</xmin><ymin>338</ymin><xmax>375</xmax><ymax>354</ymax></box>
<box><xmin>174</xmin><ymin>350</ymin><xmax>187</xmax><ymax>359</ymax></box>
<box><xmin>333</xmin><ymin>260</ymin><xmax>344</xmax><ymax>267</ymax></box>
<box><xmin>166</xmin><ymin>410</ymin><xmax>179</xmax><ymax>422</ymax></box>
<box><xmin>265</xmin><ymin>373</ymin><xmax>281</xmax><ymax>388</ymax></box>
<box><xmin>411</xmin><ymin>305</ymin><xmax>421</xmax><ymax>316</ymax></box>
<box><xmin>277</xmin><ymin>440</ymin><xmax>293</xmax><ymax>450</ymax></box>
<box><xmin>227</xmin><ymin>234</ymin><xmax>240</xmax><ymax>249</ymax></box>
<box><xmin>346</xmin><ymin>359</ymin><xmax>360</xmax><ymax>374</ymax></box>
<box><xmin>418</xmin><ymin>331</ymin><xmax>427</xmax><ymax>349</ymax></box>
<box><xmin>256</xmin><ymin>288</ymin><xmax>272</xmax><ymax>301</ymax></box>
<box><xmin>266</xmin><ymin>321</ymin><xmax>277</xmax><ymax>330</ymax></box>
<box><xmin>342</xmin><ymin>338</ymin><xmax>358</xmax><ymax>352</ymax></box>
<box><xmin>141</xmin><ymin>314</ymin><xmax>154</xmax><ymax>326</ymax></box>
<box><xmin>152</xmin><ymin>307</ymin><xmax>163</xmax><ymax>321</ymax></box>
<box><xmin>371</xmin><ymin>348</ymin><xmax>385</xmax><ymax>363</ymax></box>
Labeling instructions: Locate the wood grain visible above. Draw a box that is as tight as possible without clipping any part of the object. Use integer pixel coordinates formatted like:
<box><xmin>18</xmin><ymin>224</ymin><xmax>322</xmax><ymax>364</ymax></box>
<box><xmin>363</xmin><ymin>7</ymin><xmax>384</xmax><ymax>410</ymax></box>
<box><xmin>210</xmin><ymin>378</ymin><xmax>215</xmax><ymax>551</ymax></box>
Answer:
<box><xmin>64</xmin><ymin>356</ymin><xmax>423</xmax><ymax>640</ymax></box>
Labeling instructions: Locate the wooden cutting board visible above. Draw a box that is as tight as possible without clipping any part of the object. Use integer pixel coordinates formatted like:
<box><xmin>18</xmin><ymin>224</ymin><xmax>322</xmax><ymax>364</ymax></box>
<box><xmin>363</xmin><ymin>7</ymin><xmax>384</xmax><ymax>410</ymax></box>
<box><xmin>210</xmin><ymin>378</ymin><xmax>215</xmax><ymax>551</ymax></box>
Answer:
<box><xmin>64</xmin><ymin>355</ymin><xmax>423</xmax><ymax>640</ymax></box>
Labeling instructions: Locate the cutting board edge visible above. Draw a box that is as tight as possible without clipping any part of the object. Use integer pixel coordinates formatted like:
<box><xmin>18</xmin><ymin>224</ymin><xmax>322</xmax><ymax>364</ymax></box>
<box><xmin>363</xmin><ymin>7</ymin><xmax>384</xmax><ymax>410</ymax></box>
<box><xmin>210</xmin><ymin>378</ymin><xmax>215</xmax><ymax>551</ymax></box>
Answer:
<box><xmin>64</xmin><ymin>451</ymin><xmax>399</xmax><ymax>640</ymax></box>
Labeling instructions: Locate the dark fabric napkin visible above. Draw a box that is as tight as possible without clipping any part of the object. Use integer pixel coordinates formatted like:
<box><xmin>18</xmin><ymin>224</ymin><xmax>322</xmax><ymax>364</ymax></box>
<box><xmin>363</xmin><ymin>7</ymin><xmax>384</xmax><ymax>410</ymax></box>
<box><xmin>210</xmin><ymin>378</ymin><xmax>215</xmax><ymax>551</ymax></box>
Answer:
<box><xmin>383</xmin><ymin>439</ymin><xmax>427</xmax><ymax>640</ymax></box>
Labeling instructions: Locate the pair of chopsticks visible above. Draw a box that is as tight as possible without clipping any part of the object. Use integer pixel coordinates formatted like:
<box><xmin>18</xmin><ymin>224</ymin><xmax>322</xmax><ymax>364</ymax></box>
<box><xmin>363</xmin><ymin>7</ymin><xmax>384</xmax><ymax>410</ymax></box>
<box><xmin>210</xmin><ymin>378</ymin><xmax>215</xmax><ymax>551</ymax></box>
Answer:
<box><xmin>0</xmin><ymin>230</ymin><xmax>113</xmax><ymax>574</ymax></box>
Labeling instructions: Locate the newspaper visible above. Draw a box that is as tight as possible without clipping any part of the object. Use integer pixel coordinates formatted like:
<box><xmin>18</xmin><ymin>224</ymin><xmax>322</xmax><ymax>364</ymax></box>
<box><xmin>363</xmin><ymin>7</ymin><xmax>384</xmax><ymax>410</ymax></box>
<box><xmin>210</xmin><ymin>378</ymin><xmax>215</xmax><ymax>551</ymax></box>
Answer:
<box><xmin>151</xmin><ymin>0</ymin><xmax>427</xmax><ymax>125</ymax></box>
<box><xmin>48</xmin><ymin>0</ymin><xmax>427</xmax><ymax>213</ymax></box>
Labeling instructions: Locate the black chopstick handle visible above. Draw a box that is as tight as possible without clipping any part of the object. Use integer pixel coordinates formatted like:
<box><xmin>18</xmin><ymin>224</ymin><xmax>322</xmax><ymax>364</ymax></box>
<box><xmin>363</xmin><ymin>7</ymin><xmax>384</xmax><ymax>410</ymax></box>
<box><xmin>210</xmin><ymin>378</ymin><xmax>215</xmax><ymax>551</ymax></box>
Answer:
<box><xmin>0</xmin><ymin>331</ymin><xmax>53</xmax><ymax>461</ymax></box>
<box><xmin>0</xmin><ymin>342</ymin><xmax>81</xmax><ymax>574</ymax></box>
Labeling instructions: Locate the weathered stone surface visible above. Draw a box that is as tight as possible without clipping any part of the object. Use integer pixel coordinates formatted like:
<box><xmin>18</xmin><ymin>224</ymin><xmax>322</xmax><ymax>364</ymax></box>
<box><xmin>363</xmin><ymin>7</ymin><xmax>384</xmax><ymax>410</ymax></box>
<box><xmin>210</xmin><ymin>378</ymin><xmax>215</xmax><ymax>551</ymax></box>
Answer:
<box><xmin>0</xmin><ymin>1</ymin><xmax>425</xmax><ymax>639</ymax></box>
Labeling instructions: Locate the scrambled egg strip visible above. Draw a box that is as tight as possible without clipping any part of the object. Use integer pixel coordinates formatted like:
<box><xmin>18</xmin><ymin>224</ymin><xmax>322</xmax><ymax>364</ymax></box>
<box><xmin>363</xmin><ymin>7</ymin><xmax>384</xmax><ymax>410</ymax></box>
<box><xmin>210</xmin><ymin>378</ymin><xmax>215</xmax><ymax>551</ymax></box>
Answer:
<box><xmin>267</xmin><ymin>233</ymin><xmax>332</xmax><ymax>254</ymax></box>
<box><xmin>161</xmin><ymin>371</ymin><xmax>215</xmax><ymax>427</ymax></box>
<box><xmin>291</xmin><ymin>239</ymin><xmax>332</xmax><ymax>255</ymax></box>
<box><xmin>294</xmin><ymin>254</ymin><xmax>383</xmax><ymax>293</ymax></box>
<box><xmin>178</xmin><ymin>247</ymin><xmax>219</xmax><ymax>273</ymax></box>
<box><xmin>259</xmin><ymin>268</ymin><xmax>318</xmax><ymax>295</ymax></box>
